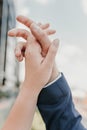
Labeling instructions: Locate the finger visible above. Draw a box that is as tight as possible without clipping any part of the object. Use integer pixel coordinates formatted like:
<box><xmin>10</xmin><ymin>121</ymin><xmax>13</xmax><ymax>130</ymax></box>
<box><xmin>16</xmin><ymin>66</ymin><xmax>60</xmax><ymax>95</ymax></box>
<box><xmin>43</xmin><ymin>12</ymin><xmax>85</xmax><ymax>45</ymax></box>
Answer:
<box><xmin>8</xmin><ymin>28</ymin><xmax>31</xmax><ymax>40</ymax></box>
<box><xmin>39</xmin><ymin>23</ymin><xmax>50</xmax><ymax>29</ymax></box>
<box><xmin>8</xmin><ymin>27</ymin><xmax>55</xmax><ymax>41</ymax></box>
<box><xmin>15</xmin><ymin>48</ymin><xmax>23</xmax><ymax>62</ymax></box>
<box><xmin>15</xmin><ymin>42</ymin><xmax>26</xmax><ymax>61</ymax></box>
<box><xmin>43</xmin><ymin>39</ymin><xmax>59</xmax><ymax>68</ymax></box>
<box><xmin>17</xmin><ymin>15</ymin><xmax>50</xmax><ymax>30</ymax></box>
<box><xmin>45</xmin><ymin>29</ymin><xmax>56</xmax><ymax>35</ymax></box>
<box><xmin>16</xmin><ymin>15</ymin><xmax>34</xmax><ymax>28</ymax></box>
<box><xmin>30</xmin><ymin>23</ymin><xmax>52</xmax><ymax>56</ymax></box>
<box><xmin>15</xmin><ymin>42</ymin><xmax>26</xmax><ymax>56</ymax></box>
<box><xmin>25</xmin><ymin>41</ymin><xmax>42</xmax><ymax>66</ymax></box>
<box><xmin>16</xmin><ymin>54</ymin><xmax>23</xmax><ymax>62</ymax></box>
<box><xmin>37</xmin><ymin>22</ymin><xmax>42</xmax><ymax>26</ymax></box>
<box><xmin>37</xmin><ymin>22</ymin><xmax>56</xmax><ymax>35</ymax></box>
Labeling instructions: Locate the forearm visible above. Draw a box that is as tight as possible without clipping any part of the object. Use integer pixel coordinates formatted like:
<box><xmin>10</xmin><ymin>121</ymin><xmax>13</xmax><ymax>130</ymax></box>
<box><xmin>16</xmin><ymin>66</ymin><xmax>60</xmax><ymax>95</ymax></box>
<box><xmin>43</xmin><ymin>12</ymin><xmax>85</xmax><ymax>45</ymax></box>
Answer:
<box><xmin>2</xmin><ymin>83</ymin><xmax>38</xmax><ymax>130</ymax></box>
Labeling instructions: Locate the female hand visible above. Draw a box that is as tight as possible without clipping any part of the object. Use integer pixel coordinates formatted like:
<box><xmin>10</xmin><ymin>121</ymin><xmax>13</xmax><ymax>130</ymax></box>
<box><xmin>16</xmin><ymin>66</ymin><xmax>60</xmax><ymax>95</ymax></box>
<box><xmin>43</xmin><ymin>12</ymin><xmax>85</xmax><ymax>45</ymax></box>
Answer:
<box><xmin>8</xmin><ymin>15</ymin><xmax>59</xmax><ymax>85</ymax></box>
<box><xmin>8</xmin><ymin>15</ymin><xmax>56</xmax><ymax>61</ymax></box>
<box><xmin>23</xmin><ymin>25</ymin><xmax>59</xmax><ymax>96</ymax></box>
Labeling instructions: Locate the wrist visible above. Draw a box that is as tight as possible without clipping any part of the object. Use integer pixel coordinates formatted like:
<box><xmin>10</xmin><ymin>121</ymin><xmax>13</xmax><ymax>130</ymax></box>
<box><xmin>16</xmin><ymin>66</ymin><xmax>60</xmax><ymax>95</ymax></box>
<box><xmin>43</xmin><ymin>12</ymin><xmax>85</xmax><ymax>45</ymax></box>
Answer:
<box><xmin>48</xmin><ymin>62</ymin><xmax>59</xmax><ymax>83</ymax></box>
<box><xmin>21</xmin><ymin>81</ymin><xmax>41</xmax><ymax>98</ymax></box>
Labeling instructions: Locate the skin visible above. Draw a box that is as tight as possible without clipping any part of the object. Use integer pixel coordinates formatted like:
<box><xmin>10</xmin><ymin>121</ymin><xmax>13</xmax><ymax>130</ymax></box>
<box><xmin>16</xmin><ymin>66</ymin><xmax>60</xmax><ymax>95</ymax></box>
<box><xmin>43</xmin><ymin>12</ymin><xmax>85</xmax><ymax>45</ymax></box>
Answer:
<box><xmin>8</xmin><ymin>15</ymin><xmax>60</xmax><ymax>83</ymax></box>
<box><xmin>2</xmin><ymin>25</ymin><xmax>59</xmax><ymax>130</ymax></box>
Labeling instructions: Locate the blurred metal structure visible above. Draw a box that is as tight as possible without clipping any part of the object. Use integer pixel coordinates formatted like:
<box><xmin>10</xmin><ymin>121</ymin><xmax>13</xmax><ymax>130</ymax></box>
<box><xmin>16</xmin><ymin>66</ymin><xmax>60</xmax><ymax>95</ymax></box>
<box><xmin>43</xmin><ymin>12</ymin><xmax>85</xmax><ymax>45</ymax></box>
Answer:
<box><xmin>0</xmin><ymin>0</ymin><xmax>3</xmax><ymax>84</ymax></box>
<box><xmin>0</xmin><ymin>0</ymin><xmax>19</xmax><ymax>86</ymax></box>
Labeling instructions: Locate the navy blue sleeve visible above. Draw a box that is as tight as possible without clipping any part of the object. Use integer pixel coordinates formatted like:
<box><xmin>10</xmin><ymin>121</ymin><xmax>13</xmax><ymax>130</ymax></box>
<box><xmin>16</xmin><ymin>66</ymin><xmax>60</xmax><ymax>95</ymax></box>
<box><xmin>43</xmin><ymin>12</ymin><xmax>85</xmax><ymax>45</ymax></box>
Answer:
<box><xmin>37</xmin><ymin>73</ymin><xmax>86</xmax><ymax>130</ymax></box>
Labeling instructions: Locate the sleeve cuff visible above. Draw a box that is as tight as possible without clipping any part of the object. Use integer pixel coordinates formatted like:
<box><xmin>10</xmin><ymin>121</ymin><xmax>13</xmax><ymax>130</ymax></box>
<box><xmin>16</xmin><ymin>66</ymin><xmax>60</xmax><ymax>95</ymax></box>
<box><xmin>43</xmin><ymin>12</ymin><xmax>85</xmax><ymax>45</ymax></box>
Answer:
<box><xmin>44</xmin><ymin>73</ymin><xmax>62</xmax><ymax>88</ymax></box>
<box><xmin>38</xmin><ymin>73</ymin><xmax>71</xmax><ymax>105</ymax></box>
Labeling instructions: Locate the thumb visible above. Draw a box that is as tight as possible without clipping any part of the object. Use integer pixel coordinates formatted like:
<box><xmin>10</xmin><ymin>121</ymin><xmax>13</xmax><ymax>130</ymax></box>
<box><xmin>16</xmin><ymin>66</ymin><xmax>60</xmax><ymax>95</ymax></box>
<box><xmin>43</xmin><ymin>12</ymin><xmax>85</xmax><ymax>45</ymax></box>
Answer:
<box><xmin>43</xmin><ymin>39</ymin><xmax>59</xmax><ymax>68</ymax></box>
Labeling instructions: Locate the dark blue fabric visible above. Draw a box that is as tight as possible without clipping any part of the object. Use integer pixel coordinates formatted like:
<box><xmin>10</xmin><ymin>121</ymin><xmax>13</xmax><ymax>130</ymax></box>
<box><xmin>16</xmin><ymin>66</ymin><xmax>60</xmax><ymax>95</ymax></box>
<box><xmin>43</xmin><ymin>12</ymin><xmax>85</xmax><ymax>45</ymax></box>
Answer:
<box><xmin>37</xmin><ymin>73</ymin><xmax>86</xmax><ymax>130</ymax></box>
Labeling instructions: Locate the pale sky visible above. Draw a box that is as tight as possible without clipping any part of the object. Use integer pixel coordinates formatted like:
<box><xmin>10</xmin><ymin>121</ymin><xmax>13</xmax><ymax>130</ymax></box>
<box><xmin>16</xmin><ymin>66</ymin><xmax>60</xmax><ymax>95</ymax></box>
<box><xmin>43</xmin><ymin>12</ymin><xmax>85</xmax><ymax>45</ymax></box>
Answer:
<box><xmin>14</xmin><ymin>0</ymin><xmax>87</xmax><ymax>91</ymax></box>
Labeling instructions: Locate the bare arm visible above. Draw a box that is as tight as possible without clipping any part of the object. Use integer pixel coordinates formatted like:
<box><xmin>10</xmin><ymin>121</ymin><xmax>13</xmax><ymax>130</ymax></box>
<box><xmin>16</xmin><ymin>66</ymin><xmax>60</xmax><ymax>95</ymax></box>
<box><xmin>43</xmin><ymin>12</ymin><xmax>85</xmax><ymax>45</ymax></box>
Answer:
<box><xmin>2</xmin><ymin>24</ymin><xmax>58</xmax><ymax>130</ymax></box>
<box><xmin>2</xmin><ymin>83</ymin><xmax>38</xmax><ymax>130</ymax></box>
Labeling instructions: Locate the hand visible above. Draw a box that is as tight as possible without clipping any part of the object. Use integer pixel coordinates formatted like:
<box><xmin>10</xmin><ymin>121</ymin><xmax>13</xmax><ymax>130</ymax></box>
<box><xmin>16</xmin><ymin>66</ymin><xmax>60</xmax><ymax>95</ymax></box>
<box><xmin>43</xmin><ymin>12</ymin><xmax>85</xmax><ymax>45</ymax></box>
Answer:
<box><xmin>23</xmin><ymin>31</ymin><xmax>59</xmax><ymax>96</ymax></box>
<box><xmin>8</xmin><ymin>17</ymin><xmax>55</xmax><ymax>61</ymax></box>
<box><xmin>16</xmin><ymin>15</ymin><xmax>56</xmax><ymax>56</ymax></box>
<box><xmin>8</xmin><ymin>15</ymin><xmax>60</xmax><ymax>83</ymax></box>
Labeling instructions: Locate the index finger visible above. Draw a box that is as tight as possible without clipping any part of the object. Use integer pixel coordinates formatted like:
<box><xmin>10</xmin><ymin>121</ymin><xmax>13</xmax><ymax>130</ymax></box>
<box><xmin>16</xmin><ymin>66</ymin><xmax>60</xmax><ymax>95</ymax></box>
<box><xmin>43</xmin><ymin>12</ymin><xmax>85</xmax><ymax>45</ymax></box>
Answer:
<box><xmin>8</xmin><ymin>28</ymin><xmax>30</xmax><ymax>40</ymax></box>
<box><xmin>17</xmin><ymin>15</ymin><xmax>50</xmax><ymax>30</ymax></box>
<box><xmin>16</xmin><ymin>15</ymin><xmax>34</xmax><ymax>28</ymax></box>
<box><xmin>30</xmin><ymin>23</ymin><xmax>51</xmax><ymax>56</ymax></box>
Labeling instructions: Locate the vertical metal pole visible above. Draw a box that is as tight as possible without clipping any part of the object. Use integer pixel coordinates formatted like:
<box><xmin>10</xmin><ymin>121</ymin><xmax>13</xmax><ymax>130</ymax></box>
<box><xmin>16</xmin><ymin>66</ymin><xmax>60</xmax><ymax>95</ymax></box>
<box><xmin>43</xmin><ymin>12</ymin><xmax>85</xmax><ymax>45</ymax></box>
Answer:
<box><xmin>0</xmin><ymin>0</ymin><xmax>8</xmax><ymax>85</ymax></box>
<box><xmin>2</xmin><ymin>14</ymin><xmax>8</xmax><ymax>85</ymax></box>
<box><xmin>0</xmin><ymin>0</ymin><xmax>3</xmax><ymax>85</ymax></box>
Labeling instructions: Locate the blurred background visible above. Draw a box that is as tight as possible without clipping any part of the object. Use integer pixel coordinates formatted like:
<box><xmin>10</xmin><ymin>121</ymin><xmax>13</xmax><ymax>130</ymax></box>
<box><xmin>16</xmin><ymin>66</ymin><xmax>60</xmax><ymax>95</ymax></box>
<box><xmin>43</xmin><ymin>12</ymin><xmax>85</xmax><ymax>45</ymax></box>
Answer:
<box><xmin>0</xmin><ymin>0</ymin><xmax>87</xmax><ymax>129</ymax></box>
